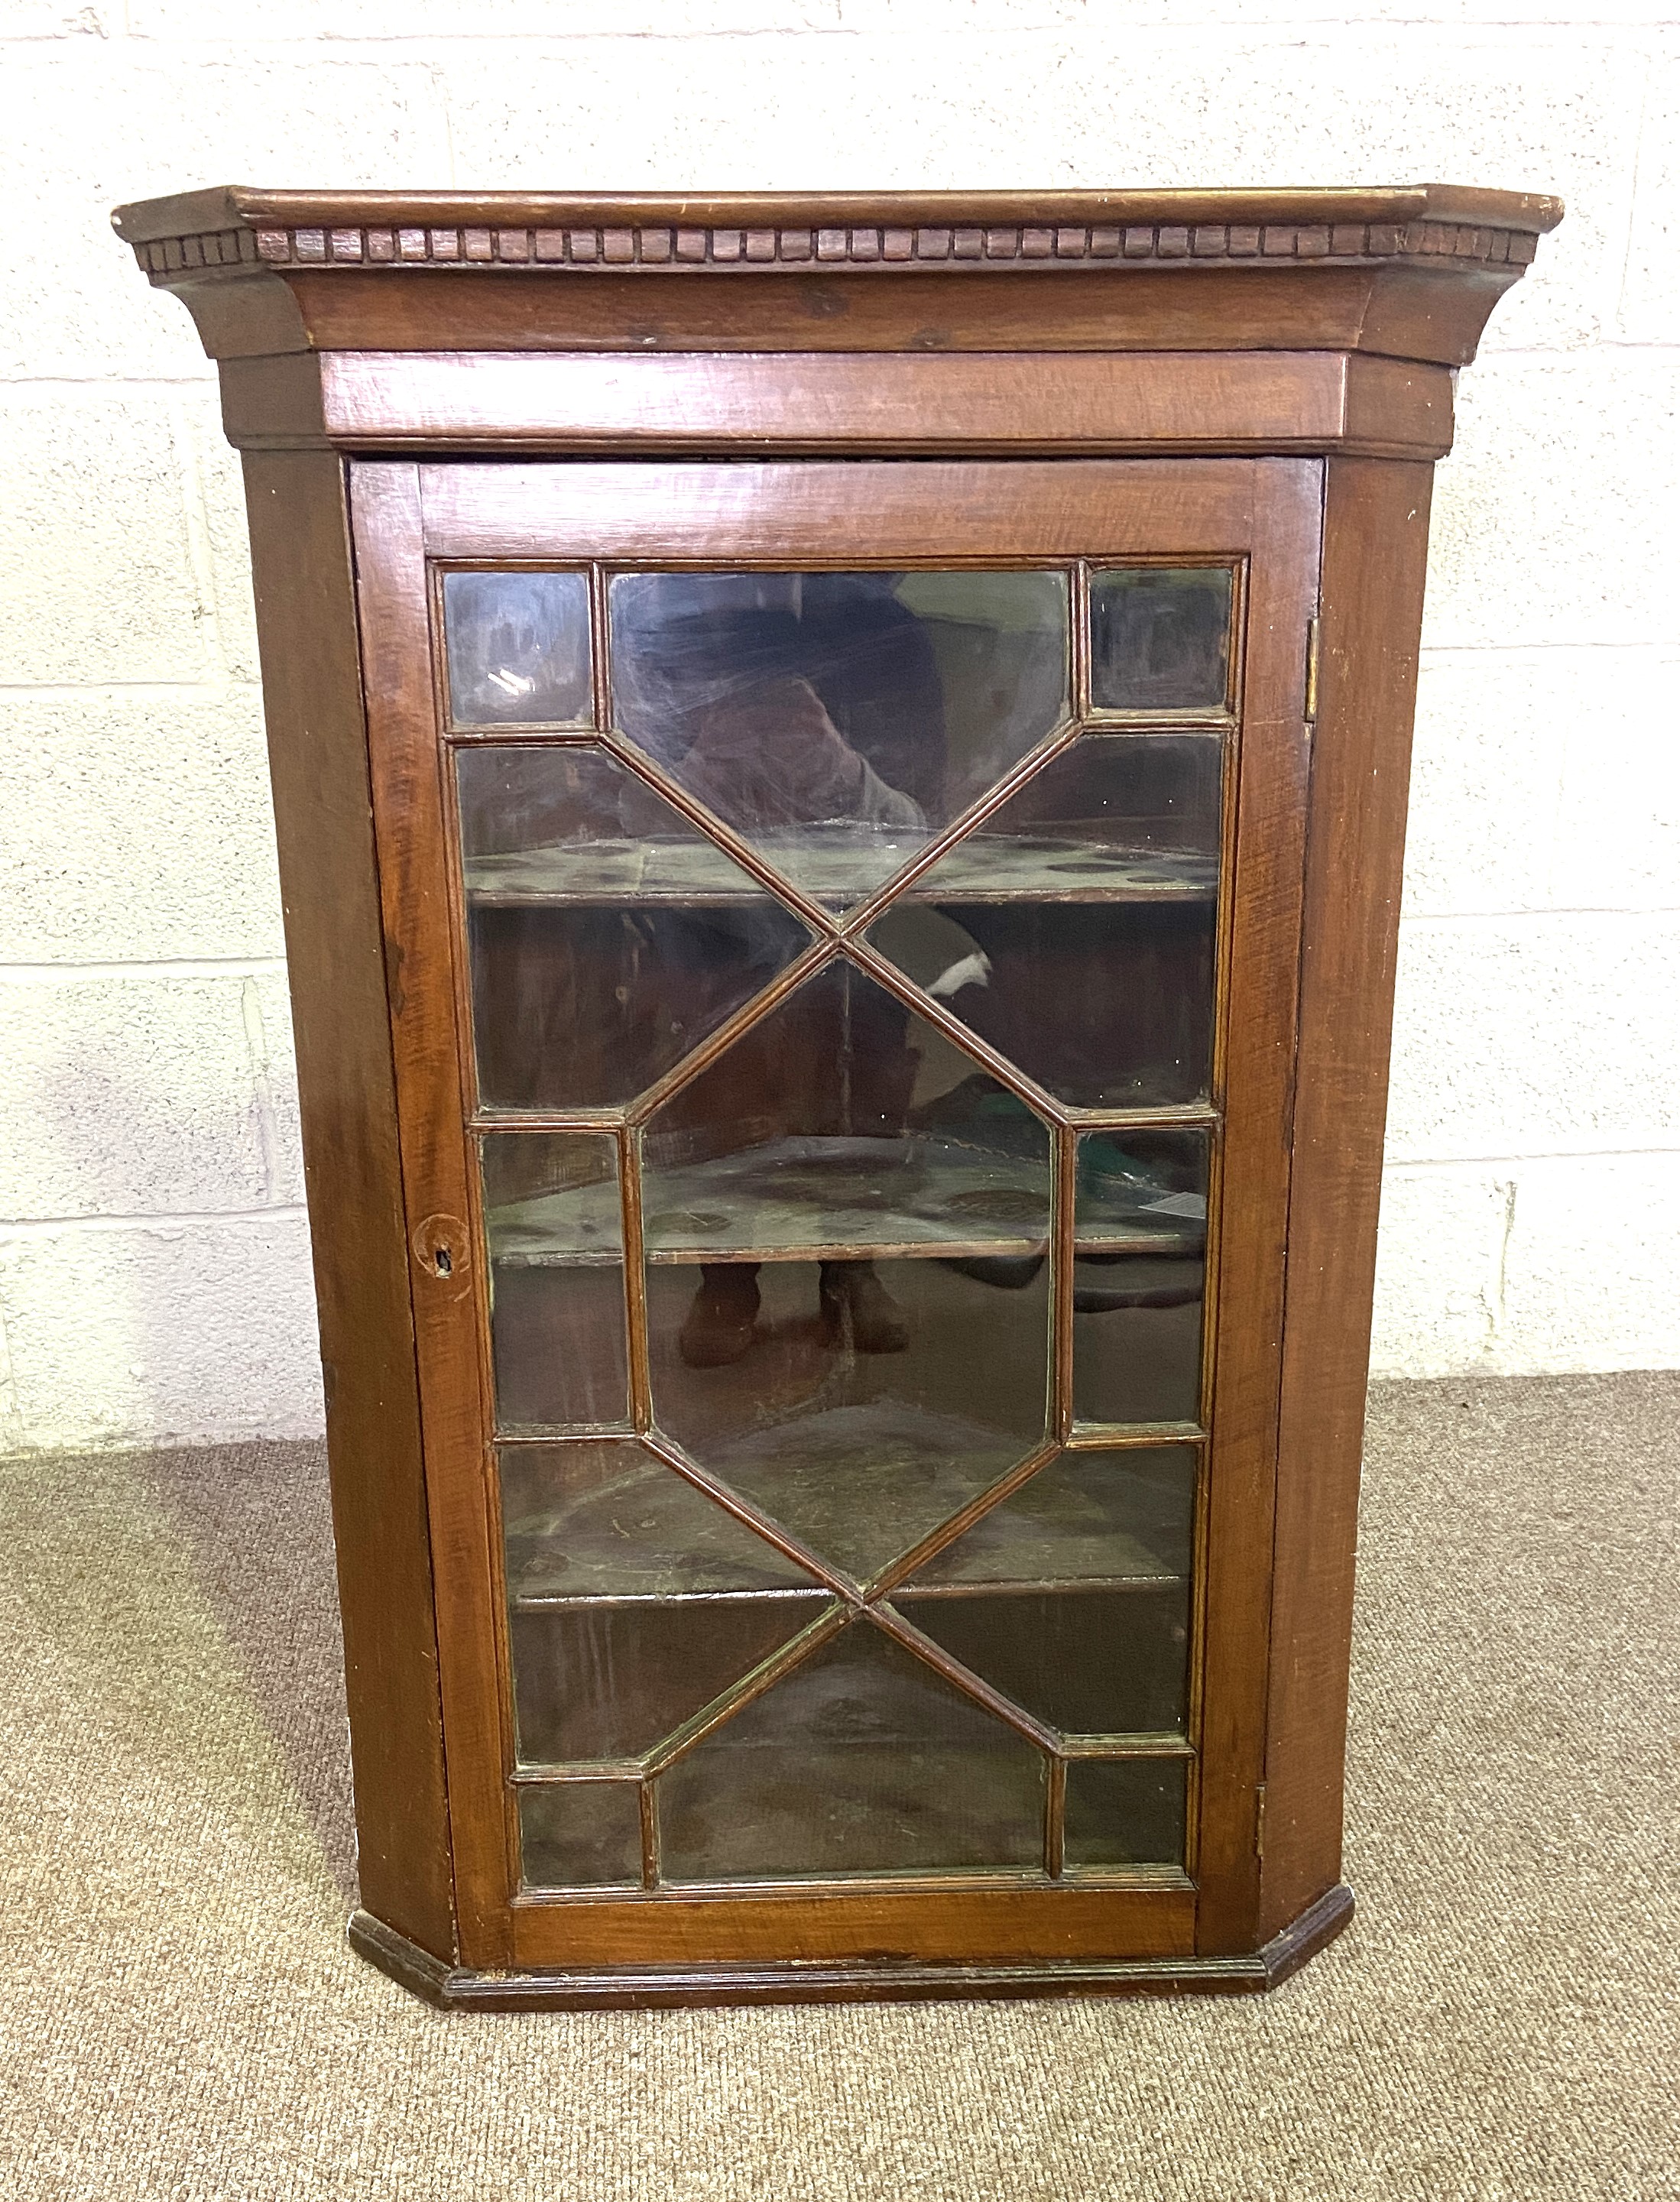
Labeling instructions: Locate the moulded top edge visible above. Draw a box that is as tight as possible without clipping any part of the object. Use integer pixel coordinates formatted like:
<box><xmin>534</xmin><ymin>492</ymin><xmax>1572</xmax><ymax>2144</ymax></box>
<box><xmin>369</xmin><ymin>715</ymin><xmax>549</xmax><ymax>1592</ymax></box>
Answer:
<box><xmin>111</xmin><ymin>182</ymin><xmax>1565</xmax><ymax>250</ymax></box>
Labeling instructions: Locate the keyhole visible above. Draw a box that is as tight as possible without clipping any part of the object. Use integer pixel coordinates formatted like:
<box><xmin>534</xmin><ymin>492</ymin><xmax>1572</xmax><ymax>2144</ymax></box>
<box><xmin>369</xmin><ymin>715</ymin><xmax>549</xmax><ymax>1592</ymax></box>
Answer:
<box><xmin>414</xmin><ymin>1213</ymin><xmax>467</xmax><ymax>1285</ymax></box>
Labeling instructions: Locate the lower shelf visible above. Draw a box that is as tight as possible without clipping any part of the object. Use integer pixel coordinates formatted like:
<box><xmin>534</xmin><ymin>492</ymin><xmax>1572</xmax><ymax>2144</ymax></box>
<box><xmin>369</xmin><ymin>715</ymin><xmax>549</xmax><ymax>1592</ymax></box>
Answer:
<box><xmin>348</xmin><ymin>1883</ymin><xmax>1354</xmax><ymax>2011</ymax></box>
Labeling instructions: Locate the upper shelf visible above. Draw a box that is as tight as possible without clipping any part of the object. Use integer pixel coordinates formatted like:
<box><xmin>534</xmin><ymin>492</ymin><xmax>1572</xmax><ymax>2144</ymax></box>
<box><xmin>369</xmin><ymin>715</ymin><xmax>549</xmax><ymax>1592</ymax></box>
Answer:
<box><xmin>465</xmin><ymin>833</ymin><xmax>1219</xmax><ymax>911</ymax></box>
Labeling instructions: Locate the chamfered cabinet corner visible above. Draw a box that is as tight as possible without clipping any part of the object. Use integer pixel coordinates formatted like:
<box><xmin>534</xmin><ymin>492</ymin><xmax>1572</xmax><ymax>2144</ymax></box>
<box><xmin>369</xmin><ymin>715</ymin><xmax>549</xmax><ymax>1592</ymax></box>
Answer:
<box><xmin>116</xmin><ymin>183</ymin><xmax>1560</xmax><ymax>2009</ymax></box>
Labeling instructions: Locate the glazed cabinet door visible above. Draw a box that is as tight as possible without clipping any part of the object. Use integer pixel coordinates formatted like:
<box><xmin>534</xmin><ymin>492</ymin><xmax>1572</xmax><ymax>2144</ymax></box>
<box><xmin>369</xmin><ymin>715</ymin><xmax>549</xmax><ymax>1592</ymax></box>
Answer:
<box><xmin>350</xmin><ymin>458</ymin><xmax>1321</xmax><ymax>1979</ymax></box>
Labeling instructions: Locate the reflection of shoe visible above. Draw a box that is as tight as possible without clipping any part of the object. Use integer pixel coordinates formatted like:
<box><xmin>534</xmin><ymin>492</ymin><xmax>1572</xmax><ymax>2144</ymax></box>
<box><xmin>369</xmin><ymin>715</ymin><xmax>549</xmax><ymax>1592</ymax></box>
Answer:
<box><xmin>819</xmin><ymin>1263</ymin><xmax>910</xmax><ymax>1354</ymax></box>
<box><xmin>678</xmin><ymin>1273</ymin><xmax>761</xmax><ymax>1368</ymax></box>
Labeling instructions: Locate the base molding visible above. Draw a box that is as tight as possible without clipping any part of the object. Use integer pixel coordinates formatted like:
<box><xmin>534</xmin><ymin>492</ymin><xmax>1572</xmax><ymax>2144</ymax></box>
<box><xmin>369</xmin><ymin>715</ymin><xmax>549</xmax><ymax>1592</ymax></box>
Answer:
<box><xmin>347</xmin><ymin>1883</ymin><xmax>1354</xmax><ymax>2012</ymax></box>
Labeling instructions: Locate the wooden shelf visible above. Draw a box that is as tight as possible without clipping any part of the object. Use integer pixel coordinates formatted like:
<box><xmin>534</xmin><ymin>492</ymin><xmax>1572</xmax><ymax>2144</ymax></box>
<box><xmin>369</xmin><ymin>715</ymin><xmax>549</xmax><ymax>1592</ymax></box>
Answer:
<box><xmin>486</xmin><ymin>1133</ymin><xmax>1206</xmax><ymax>1266</ymax></box>
<box><xmin>493</xmin><ymin>1409</ymin><xmax>1195</xmax><ymax>1602</ymax></box>
<box><xmin>465</xmin><ymin>831</ymin><xmax>1219</xmax><ymax>910</ymax></box>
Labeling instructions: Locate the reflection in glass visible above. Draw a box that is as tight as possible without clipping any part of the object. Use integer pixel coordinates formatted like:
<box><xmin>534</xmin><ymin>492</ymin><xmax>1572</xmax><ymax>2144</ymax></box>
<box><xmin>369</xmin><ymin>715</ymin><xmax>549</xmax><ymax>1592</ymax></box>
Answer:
<box><xmin>657</xmin><ymin>1617</ymin><xmax>1046</xmax><ymax>1880</ymax></box>
<box><xmin>443</xmin><ymin>569</ymin><xmax>592</xmax><ymax>726</ymax></box>
<box><xmin>610</xmin><ymin>570</ymin><xmax>1069</xmax><ymax>909</ymax></box>
<box><xmin>892</xmin><ymin>1585</ymin><xmax>1189</xmax><ymax>1737</ymax></box>
<box><xmin>457</xmin><ymin>745</ymin><xmax>812</xmax><ymax>1110</ymax></box>
<box><xmin>1072</xmin><ymin>1130</ymin><xmax>1208</xmax><ymax>1429</ymax></box>
<box><xmin>906</xmin><ymin>1445</ymin><xmax>1197</xmax><ymax>1588</ymax></box>
<box><xmin>644</xmin><ymin>962</ymin><xmax>1051</xmax><ymax>1579</ymax></box>
<box><xmin>1063</xmin><ymin>1757</ymin><xmax>1188</xmax><ymax>1868</ymax></box>
<box><xmin>510</xmin><ymin>1594</ymin><xmax>826</xmax><ymax>1763</ymax></box>
<box><xmin>1091</xmin><ymin>567</ymin><xmax>1232</xmax><ymax>713</ymax></box>
<box><xmin>482</xmin><ymin>1133</ymin><xmax>629</xmax><ymax>1432</ymax></box>
<box><xmin>650</xmin><ymin>1259</ymin><xmax>1049</xmax><ymax>1581</ymax></box>
<box><xmin>518</xmin><ymin>1781</ymin><xmax>643</xmax><ymax>1888</ymax></box>
<box><xmin>867</xmin><ymin>737</ymin><xmax>1221</xmax><ymax>1107</ymax></box>
<box><xmin>501</xmin><ymin>1441</ymin><xmax>819</xmax><ymax>1599</ymax></box>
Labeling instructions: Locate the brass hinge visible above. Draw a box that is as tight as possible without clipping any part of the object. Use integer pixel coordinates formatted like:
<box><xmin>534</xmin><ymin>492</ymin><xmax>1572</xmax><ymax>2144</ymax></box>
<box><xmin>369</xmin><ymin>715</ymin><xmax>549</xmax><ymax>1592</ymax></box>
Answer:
<box><xmin>1254</xmin><ymin>1782</ymin><xmax>1267</xmax><ymax>1859</ymax></box>
<box><xmin>1304</xmin><ymin>615</ymin><xmax>1322</xmax><ymax>723</ymax></box>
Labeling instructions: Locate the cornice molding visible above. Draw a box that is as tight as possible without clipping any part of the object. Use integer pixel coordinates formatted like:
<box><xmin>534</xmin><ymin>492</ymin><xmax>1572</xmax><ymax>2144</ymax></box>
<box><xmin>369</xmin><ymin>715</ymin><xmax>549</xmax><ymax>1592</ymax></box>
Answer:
<box><xmin>126</xmin><ymin>212</ymin><xmax>1545</xmax><ymax>281</ymax></box>
<box><xmin>114</xmin><ymin>185</ymin><xmax>1563</xmax><ymax>284</ymax></box>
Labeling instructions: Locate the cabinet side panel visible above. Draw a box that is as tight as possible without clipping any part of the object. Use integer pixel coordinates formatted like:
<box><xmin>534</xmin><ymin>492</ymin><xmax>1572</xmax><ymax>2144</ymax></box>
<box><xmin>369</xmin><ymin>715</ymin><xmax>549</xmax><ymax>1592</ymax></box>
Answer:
<box><xmin>351</xmin><ymin>462</ymin><xmax>513</xmax><ymax>1970</ymax></box>
<box><xmin>241</xmin><ymin>451</ymin><xmax>455</xmax><ymax>1957</ymax></box>
<box><xmin>1258</xmin><ymin>456</ymin><xmax>1434</xmax><ymax>1937</ymax></box>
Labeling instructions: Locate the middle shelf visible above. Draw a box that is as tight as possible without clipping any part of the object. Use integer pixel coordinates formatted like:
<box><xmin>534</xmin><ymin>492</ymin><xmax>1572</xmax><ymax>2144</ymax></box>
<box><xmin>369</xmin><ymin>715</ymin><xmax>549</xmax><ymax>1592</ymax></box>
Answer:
<box><xmin>485</xmin><ymin>1132</ymin><xmax>1208</xmax><ymax>1267</ymax></box>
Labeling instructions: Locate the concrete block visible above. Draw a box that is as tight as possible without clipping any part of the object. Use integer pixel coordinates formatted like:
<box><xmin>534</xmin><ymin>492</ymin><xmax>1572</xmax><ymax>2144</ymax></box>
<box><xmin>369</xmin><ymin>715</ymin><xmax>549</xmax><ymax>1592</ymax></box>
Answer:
<box><xmin>1388</xmin><ymin>913</ymin><xmax>1680</xmax><ymax>1162</ymax></box>
<box><xmin>125</xmin><ymin>0</ymin><xmax>845</xmax><ymax>31</ymax></box>
<box><xmin>1403</xmin><ymin>651</ymin><xmax>1567</xmax><ymax>919</ymax></box>
<box><xmin>181</xmin><ymin>386</ymin><xmax>260</xmax><ymax>684</ymax></box>
<box><xmin>0</xmin><ymin>1212</ymin><xmax>323</xmax><ymax>1451</ymax></box>
<box><xmin>1370</xmin><ymin>1165</ymin><xmax>1513</xmax><ymax>1378</ymax></box>
<box><xmin>1618</xmin><ymin>36</ymin><xmax>1680</xmax><ymax>342</ymax></box>
<box><xmin>437</xmin><ymin>31</ymin><xmax>1069</xmax><ymax>191</ymax></box>
<box><xmin>837</xmin><ymin>0</ymin><xmax>1680</xmax><ymax>19</ymax></box>
<box><xmin>435</xmin><ymin>28</ymin><xmax>1623</xmax><ymax>352</ymax></box>
<box><xmin>1110</xmin><ymin>31</ymin><xmax>1626</xmax><ymax>355</ymax></box>
<box><xmin>103</xmin><ymin>0</ymin><xmax>1680</xmax><ymax>30</ymax></box>
<box><xmin>1404</xmin><ymin>644</ymin><xmax>1680</xmax><ymax>919</ymax></box>
<box><xmin>1494</xmin><ymin>1151</ymin><xmax>1680</xmax><ymax>1373</ymax></box>
<box><xmin>1548</xmin><ymin>650</ymin><xmax>1680</xmax><ymax>912</ymax></box>
<box><xmin>0</xmin><ymin>968</ymin><xmax>303</xmax><ymax>1219</ymax></box>
<box><xmin>0</xmin><ymin>388</ymin><xmax>212</xmax><ymax>683</ymax></box>
<box><xmin>0</xmin><ymin>48</ymin><xmax>449</xmax><ymax>378</ymax></box>
<box><xmin>0</xmin><ymin>689</ymin><xmax>283</xmax><ymax>963</ymax></box>
<box><xmin>1424</xmin><ymin>355</ymin><xmax>1680</xmax><ymax>653</ymax></box>
<box><xmin>1</xmin><ymin>3</ymin><xmax>118</xmax><ymax>33</ymax></box>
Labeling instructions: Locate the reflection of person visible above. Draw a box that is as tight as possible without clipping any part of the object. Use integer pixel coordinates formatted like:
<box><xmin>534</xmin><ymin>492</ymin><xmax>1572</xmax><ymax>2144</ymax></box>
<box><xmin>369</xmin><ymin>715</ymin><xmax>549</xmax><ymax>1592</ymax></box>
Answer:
<box><xmin>679</xmin><ymin>675</ymin><xmax>923</xmax><ymax>837</ymax></box>
<box><xmin>615</xmin><ymin>573</ymin><xmax>950</xmax><ymax>829</ymax></box>
<box><xmin>615</xmin><ymin>576</ymin><xmax>946</xmax><ymax>1371</ymax></box>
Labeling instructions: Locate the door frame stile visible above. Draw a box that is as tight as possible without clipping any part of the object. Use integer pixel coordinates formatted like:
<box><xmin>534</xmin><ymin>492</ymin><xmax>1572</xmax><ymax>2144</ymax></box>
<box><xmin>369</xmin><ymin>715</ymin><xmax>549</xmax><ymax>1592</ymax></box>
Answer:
<box><xmin>1192</xmin><ymin>458</ymin><xmax>1324</xmax><ymax>1953</ymax></box>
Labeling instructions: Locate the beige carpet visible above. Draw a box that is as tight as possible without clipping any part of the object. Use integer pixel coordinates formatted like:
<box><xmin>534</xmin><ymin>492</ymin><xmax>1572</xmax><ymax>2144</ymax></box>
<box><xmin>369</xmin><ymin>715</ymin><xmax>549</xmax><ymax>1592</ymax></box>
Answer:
<box><xmin>2</xmin><ymin>1372</ymin><xmax>1676</xmax><ymax>2200</ymax></box>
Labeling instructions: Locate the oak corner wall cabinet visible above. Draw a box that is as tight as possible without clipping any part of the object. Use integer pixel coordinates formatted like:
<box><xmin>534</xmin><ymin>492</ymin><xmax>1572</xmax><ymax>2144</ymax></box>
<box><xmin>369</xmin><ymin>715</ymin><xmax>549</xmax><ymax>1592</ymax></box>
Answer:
<box><xmin>117</xmin><ymin>183</ymin><xmax>1560</xmax><ymax>2012</ymax></box>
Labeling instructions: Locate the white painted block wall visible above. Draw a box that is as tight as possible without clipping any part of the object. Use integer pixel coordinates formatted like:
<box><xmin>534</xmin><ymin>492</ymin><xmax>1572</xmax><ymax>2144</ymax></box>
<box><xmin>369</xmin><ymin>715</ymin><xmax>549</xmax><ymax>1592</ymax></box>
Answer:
<box><xmin>2</xmin><ymin>0</ymin><xmax>1675</xmax><ymax>1451</ymax></box>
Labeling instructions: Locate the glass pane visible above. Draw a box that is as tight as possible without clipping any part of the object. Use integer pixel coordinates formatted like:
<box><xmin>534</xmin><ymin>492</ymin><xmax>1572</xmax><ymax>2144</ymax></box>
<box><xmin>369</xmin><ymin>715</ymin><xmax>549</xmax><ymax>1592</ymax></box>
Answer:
<box><xmin>657</xmin><ymin>1617</ymin><xmax>1046</xmax><ymax>1880</ymax></box>
<box><xmin>1073</xmin><ymin>1130</ymin><xmax>1208</xmax><ymax>1429</ymax></box>
<box><xmin>904</xmin><ymin>1445</ymin><xmax>1197</xmax><ymax>1588</ymax></box>
<box><xmin>1063</xmin><ymin>1757</ymin><xmax>1188</xmax><ymax>1868</ymax></box>
<box><xmin>443</xmin><ymin>569</ymin><xmax>592</xmax><ymax>726</ymax></box>
<box><xmin>482</xmin><ymin>1133</ymin><xmax>628</xmax><ymax>1432</ymax></box>
<box><xmin>501</xmin><ymin>1440</ymin><xmax>818</xmax><ymax>1599</ymax></box>
<box><xmin>892</xmin><ymin>1584</ymin><xmax>1189</xmax><ymax>1737</ymax></box>
<box><xmin>1090</xmin><ymin>567</ymin><xmax>1232</xmax><ymax>713</ymax></box>
<box><xmin>643</xmin><ymin>961</ymin><xmax>1054</xmax><ymax>1263</ymax></box>
<box><xmin>645</xmin><ymin>962</ymin><xmax>1051</xmax><ymax>1580</ymax></box>
<box><xmin>518</xmin><ymin>1781</ymin><xmax>642</xmax><ymax>1888</ymax></box>
<box><xmin>610</xmin><ymin>571</ymin><xmax>1069</xmax><ymax>910</ymax></box>
<box><xmin>459</xmin><ymin>746</ymin><xmax>811</xmax><ymax>1111</ymax></box>
<box><xmin>867</xmin><ymin>736</ymin><xmax>1221</xmax><ymax>1108</ymax></box>
<box><xmin>510</xmin><ymin>1594</ymin><xmax>827</xmax><ymax>1763</ymax></box>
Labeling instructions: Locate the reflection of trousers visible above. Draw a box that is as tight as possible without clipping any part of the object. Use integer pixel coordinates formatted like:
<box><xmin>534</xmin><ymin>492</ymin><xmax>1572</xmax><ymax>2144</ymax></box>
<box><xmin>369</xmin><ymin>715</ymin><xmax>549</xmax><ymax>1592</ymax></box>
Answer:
<box><xmin>688</xmin><ymin>1259</ymin><xmax>906</xmax><ymax>1358</ymax></box>
<box><xmin>767</xmin><ymin>964</ymin><xmax>918</xmax><ymax>1137</ymax></box>
<box><xmin>661</xmin><ymin>959</ymin><xmax>919</xmax><ymax>1150</ymax></box>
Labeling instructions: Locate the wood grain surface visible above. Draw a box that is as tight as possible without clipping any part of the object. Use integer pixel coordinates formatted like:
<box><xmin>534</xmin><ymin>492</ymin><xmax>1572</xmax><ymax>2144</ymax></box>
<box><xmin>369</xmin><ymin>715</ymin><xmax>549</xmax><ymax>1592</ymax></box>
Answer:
<box><xmin>240</xmin><ymin>452</ymin><xmax>456</xmax><ymax>1960</ymax></box>
<box><xmin>1257</xmin><ymin>458</ymin><xmax>1435</xmax><ymax>1939</ymax></box>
